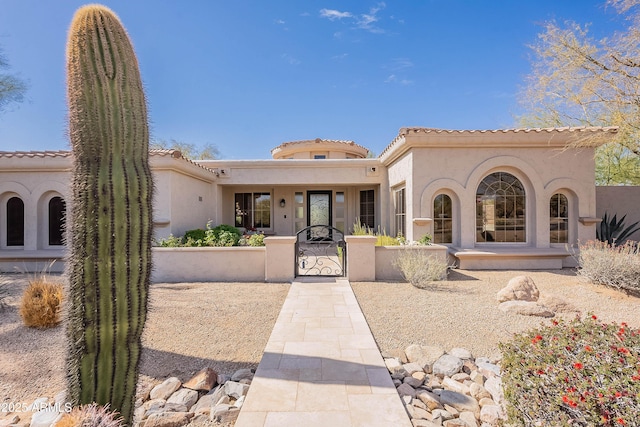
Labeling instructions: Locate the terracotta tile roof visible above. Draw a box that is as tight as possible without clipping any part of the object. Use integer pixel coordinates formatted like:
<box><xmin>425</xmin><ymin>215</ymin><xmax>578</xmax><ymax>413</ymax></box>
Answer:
<box><xmin>0</xmin><ymin>150</ymin><xmax>72</xmax><ymax>158</ymax></box>
<box><xmin>271</xmin><ymin>138</ymin><xmax>370</xmax><ymax>155</ymax></box>
<box><xmin>0</xmin><ymin>149</ymin><xmax>216</xmax><ymax>174</ymax></box>
<box><xmin>380</xmin><ymin>126</ymin><xmax>619</xmax><ymax>158</ymax></box>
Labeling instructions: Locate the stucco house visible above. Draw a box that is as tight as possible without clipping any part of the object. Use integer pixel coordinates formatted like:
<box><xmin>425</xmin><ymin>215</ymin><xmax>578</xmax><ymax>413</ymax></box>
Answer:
<box><xmin>0</xmin><ymin>126</ymin><xmax>621</xmax><ymax>273</ymax></box>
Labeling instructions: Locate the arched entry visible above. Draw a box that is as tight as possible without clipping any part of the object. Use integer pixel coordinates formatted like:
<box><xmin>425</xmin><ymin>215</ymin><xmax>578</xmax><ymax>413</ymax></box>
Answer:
<box><xmin>295</xmin><ymin>225</ymin><xmax>346</xmax><ymax>277</ymax></box>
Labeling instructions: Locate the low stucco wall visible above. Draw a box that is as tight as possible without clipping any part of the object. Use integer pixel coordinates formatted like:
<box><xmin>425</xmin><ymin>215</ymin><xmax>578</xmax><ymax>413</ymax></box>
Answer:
<box><xmin>596</xmin><ymin>186</ymin><xmax>640</xmax><ymax>242</ymax></box>
<box><xmin>375</xmin><ymin>245</ymin><xmax>448</xmax><ymax>281</ymax></box>
<box><xmin>152</xmin><ymin>247</ymin><xmax>266</xmax><ymax>283</ymax></box>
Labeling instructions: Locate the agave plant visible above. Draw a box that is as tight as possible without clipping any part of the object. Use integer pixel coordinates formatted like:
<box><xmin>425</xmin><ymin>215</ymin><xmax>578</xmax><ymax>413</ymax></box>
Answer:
<box><xmin>596</xmin><ymin>212</ymin><xmax>640</xmax><ymax>246</ymax></box>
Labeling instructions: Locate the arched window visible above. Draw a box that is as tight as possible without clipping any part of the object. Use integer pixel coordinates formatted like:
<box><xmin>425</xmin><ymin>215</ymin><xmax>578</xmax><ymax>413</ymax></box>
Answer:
<box><xmin>7</xmin><ymin>197</ymin><xmax>24</xmax><ymax>246</ymax></box>
<box><xmin>476</xmin><ymin>172</ymin><xmax>526</xmax><ymax>243</ymax></box>
<box><xmin>550</xmin><ymin>193</ymin><xmax>568</xmax><ymax>244</ymax></box>
<box><xmin>433</xmin><ymin>194</ymin><xmax>452</xmax><ymax>244</ymax></box>
<box><xmin>48</xmin><ymin>197</ymin><xmax>66</xmax><ymax>246</ymax></box>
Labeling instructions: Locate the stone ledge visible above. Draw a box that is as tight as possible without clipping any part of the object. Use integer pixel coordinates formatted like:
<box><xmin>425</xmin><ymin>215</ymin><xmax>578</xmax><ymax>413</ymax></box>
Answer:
<box><xmin>450</xmin><ymin>247</ymin><xmax>570</xmax><ymax>270</ymax></box>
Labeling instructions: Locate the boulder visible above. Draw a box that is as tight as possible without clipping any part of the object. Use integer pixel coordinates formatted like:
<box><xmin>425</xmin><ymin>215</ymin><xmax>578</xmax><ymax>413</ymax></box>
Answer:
<box><xmin>432</xmin><ymin>354</ymin><xmax>463</xmax><ymax>377</ymax></box>
<box><xmin>498</xmin><ymin>300</ymin><xmax>554</xmax><ymax>318</ymax></box>
<box><xmin>150</xmin><ymin>377</ymin><xmax>182</xmax><ymax>400</ymax></box>
<box><xmin>183</xmin><ymin>367</ymin><xmax>218</xmax><ymax>392</ymax></box>
<box><xmin>538</xmin><ymin>293</ymin><xmax>578</xmax><ymax>313</ymax></box>
<box><xmin>438</xmin><ymin>390</ymin><xmax>480</xmax><ymax>416</ymax></box>
<box><xmin>405</xmin><ymin>345</ymin><xmax>445</xmax><ymax>373</ymax></box>
<box><xmin>496</xmin><ymin>275</ymin><xmax>539</xmax><ymax>302</ymax></box>
<box><xmin>145</xmin><ymin>411</ymin><xmax>193</xmax><ymax>427</ymax></box>
<box><xmin>166</xmin><ymin>388</ymin><xmax>198</xmax><ymax>410</ymax></box>
<box><xmin>231</xmin><ymin>368</ymin><xmax>254</xmax><ymax>382</ymax></box>
<box><xmin>223</xmin><ymin>381</ymin><xmax>249</xmax><ymax>399</ymax></box>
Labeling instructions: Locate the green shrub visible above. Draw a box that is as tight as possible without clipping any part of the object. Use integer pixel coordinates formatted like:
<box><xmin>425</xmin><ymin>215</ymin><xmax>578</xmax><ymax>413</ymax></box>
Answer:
<box><xmin>577</xmin><ymin>240</ymin><xmax>640</xmax><ymax>295</ymax></box>
<box><xmin>203</xmin><ymin>223</ymin><xmax>242</xmax><ymax>246</ymax></box>
<box><xmin>155</xmin><ymin>234</ymin><xmax>183</xmax><ymax>247</ymax></box>
<box><xmin>392</xmin><ymin>248</ymin><xmax>447</xmax><ymax>288</ymax></box>
<box><xmin>417</xmin><ymin>233</ymin><xmax>432</xmax><ymax>245</ymax></box>
<box><xmin>500</xmin><ymin>315</ymin><xmax>640</xmax><ymax>426</ymax></box>
<box><xmin>247</xmin><ymin>233</ymin><xmax>265</xmax><ymax>246</ymax></box>
<box><xmin>184</xmin><ymin>228</ymin><xmax>206</xmax><ymax>242</ymax></box>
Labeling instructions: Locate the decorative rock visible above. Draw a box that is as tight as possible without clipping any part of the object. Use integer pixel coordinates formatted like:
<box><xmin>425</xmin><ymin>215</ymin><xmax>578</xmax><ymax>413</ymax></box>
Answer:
<box><xmin>223</xmin><ymin>380</ymin><xmax>249</xmax><ymax>399</ymax></box>
<box><xmin>217</xmin><ymin>373</ymin><xmax>230</xmax><ymax>385</ymax></box>
<box><xmin>412</xmin><ymin>419</ymin><xmax>439</xmax><ymax>427</ymax></box>
<box><xmin>397</xmin><ymin>383</ymin><xmax>417</xmax><ymax>398</ymax></box>
<box><xmin>443</xmin><ymin>418</ymin><xmax>472</xmax><ymax>427</ymax></box>
<box><xmin>478</xmin><ymin>397</ymin><xmax>496</xmax><ymax>407</ymax></box>
<box><xmin>469</xmin><ymin>383</ymin><xmax>492</xmax><ymax>401</ymax></box>
<box><xmin>442</xmin><ymin>377</ymin><xmax>470</xmax><ymax>395</ymax></box>
<box><xmin>382</xmin><ymin>348</ymin><xmax>409</xmax><ymax>363</ymax></box>
<box><xmin>476</xmin><ymin>362</ymin><xmax>500</xmax><ymax>378</ymax></box>
<box><xmin>403</xmin><ymin>362</ymin><xmax>424</xmax><ymax>375</ymax></box>
<box><xmin>459</xmin><ymin>411</ymin><xmax>479</xmax><ymax>427</ymax></box>
<box><xmin>432</xmin><ymin>355</ymin><xmax>463</xmax><ymax>377</ymax></box>
<box><xmin>496</xmin><ymin>276</ymin><xmax>539</xmax><ymax>302</ymax></box>
<box><xmin>483</xmin><ymin>377</ymin><xmax>504</xmax><ymax>404</ymax></box>
<box><xmin>431</xmin><ymin>409</ymin><xmax>454</xmax><ymax>421</ymax></box>
<box><xmin>231</xmin><ymin>368</ymin><xmax>254</xmax><ymax>382</ymax></box>
<box><xmin>538</xmin><ymin>293</ymin><xmax>578</xmax><ymax>313</ymax></box>
<box><xmin>498</xmin><ymin>300</ymin><xmax>554</xmax><ymax>318</ymax></box>
<box><xmin>150</xmin><ymin>377</ymin><xmax>182</xmax><ymax>400</ymax></box>
<box><xmin>405</xmin><ymin>345</ymin><xmax>445</xmax><ymax>373</ymax></box>
<box><xmin>145</xmin><ymin>411</ymin><xmax>193</xmax><ymax>427</ymax></box>
<box><xmin>469</xmin><ymin>370</ymin><xmax>485</xmax><ymax>385</ymax></box>
<box><xmin>404</xmin><ymin>376</ymin><xmax>424</xmax><ymax>388</ymax></box>
<box><xmin>480</xmin><ymin>404</ymin><xmax>505</xmax><ymax>423</ymax></box>
<box><xmin>183</xmin><ymin>367</ymin><xmax>218</xmax><ymax>392</ymax></box>
<box><xmin>449</xmin><ymin>348</ymin><xmax>473</xmax><ymax>360</ymax></box>
<box><xmin>29</xmin><ymin>409</ymin><xmax>60</xmax><ymax>427</ymax></box>
<box><xmin>416</xmin><ymin>390</ymin><xmax>444</xmax><ymax>411</ymax></box>
<box><xmin>191</xmin><ymin>385</ymin><xmax>224</xmax><ymax>414</ymax></box>
<box><xmin>451</xmin><ymin>373</ymin><xmax>471</xmax><ymax>382</ymax></box>
<box><xmin>234</xmin><ymin>395</ymin><xmax>246</xmax><ymax>409</ymax></box>
<box><xmin>210</xmin><ymin>405</ymin><xmax>240</xmax><ymax>424</ymax></box>
<box><xmin>412</xmin><ymin>371</ymin><xmax>427</xmax><ymax>382</ymax></box>
<box><xmin>166</xmin><ymin>388</ymin><xmax>198</xmax><ymax>411</ymax></box>
<box><xmin>438</xmin><ymin>390</ymin><xmax>480</xmax><ymax>415</ymax></box>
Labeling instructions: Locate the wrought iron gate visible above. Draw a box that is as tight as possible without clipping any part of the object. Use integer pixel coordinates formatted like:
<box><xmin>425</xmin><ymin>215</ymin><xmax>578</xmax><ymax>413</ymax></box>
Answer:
<box><xmin>295</xmin><ymin>225</ymin><xmax>346</xmax><ymax>277</ymax></box>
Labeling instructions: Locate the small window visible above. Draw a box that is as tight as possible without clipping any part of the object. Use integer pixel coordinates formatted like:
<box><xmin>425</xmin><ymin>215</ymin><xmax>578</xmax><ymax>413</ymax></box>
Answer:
<box><xmin>359</xmin><ymin>190</ymin><xmax>375</xmax><ymax>229</ymax></box>
<box><xmin>433</xmin><ymin>194</ymin><xmax>452</xmax><ymax>244</ymax></box>
<box><xmin>550</xmin><ymin>193</ymin><xmax>568</xmax><ymax>244</ymax></box>
<box><xmin>394</xmin><ymin>188</ymin><xmax>406</xmax><ymax>238</ymax></box>
<box><xmin>313</xmin><ymin>154</ymin><xmax>326</xmax><ymax>159</ymax></box>
<box><xmin>49</xmin><ymin>197</ymin><xmax>66</xmax><ymax>246</ymax></box>
<box><xmin>7</xmin><ymin>197</ymin><xmax>24</xmax><ymax>246</ymax></box>
<box><xmin>235</xmin><ymin>192</ymin><xmax>271</xmax><ymax>229</ymax></box>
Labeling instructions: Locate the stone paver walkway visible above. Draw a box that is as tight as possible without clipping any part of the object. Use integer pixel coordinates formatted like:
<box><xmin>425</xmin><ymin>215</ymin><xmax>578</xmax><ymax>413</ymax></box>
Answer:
<box><xmin>235</xmin><ymin>277</ymin><xmax>411</xmax><ymax>427</ymax></box>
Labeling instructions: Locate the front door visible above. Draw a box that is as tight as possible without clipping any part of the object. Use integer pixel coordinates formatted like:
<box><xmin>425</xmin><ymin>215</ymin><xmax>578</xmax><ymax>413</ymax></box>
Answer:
<box><xmin>307</xmin><ymin>191</ymin><xmax>332</xmax><ymax>239</ymax></box>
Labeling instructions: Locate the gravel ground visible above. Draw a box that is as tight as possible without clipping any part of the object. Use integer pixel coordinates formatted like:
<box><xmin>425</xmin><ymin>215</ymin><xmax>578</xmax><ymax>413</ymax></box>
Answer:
<box><xmin>0</xmin><ymin>276</ymin><xmax>289</xmax><ymax>407</ymax></box>
<box><xmin>351</xmin><ymin>269</ymin><xmax>640</xmax><ymax>360</ymax></box>
<box><xmin>1</xmin><ymin>269</ymin><xmax>639</xmax><ymax>414</ymax></box>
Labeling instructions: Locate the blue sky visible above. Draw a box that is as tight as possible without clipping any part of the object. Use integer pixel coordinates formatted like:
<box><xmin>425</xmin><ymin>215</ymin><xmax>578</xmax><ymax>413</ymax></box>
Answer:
<box><xmin>0</xmin><ymin>1</ymin><xmax>625</xmax><ymax>159</ymax></box>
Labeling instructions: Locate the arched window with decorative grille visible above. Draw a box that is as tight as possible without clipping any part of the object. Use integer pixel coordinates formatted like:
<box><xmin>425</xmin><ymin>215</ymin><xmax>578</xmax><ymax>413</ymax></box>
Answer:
<box><xmin>433</xmin><ymin>194</ymin><xmax>452</xmax><ymax>244</ymax></box>
<box><xmin>7</xmin><ymin>196</ymin><xmax>24</xmax><ymax>246</ymax></box>
<box><xmin>48</xmin><ymin>196</ymin><xmax>66</xmax><ymax>246</ymax></box>
<box><xmin>476</xmin><ymin>172</ymin><xmax>526</xmax><ymax>243</ymax></box>
<box><xmin>550</xmin><ymin>193</ymin><xmax>568</xmax><ymax>244</ymax></box>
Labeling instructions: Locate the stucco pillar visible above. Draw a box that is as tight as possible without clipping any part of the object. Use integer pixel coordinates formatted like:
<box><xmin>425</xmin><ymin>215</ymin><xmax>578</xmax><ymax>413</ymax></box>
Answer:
<box><xmin>264</xmin><ymin>236</ymin><xmax>296</xmax><ymax>283</ymax></box>
<box><xmin>345</xmin><ymin>235</ymin><xmax>377</xmax><ymax>281</ymax></box>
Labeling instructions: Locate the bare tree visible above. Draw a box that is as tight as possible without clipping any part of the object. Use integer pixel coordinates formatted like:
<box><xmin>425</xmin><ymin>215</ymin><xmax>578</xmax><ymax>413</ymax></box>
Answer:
<box><xmin>0</xmin><ymin>46</ymin><xmax>27</xmax><ymax>114</ymax></box>
<box><xmin>519</xmin><ymin>0</ymin><xmax>640</xmax><ymax>184</ymax></box>
<box><xmin>150</xmin><ymin>138</ymin><xmax>220</xmax><ymax>160</ymax></box>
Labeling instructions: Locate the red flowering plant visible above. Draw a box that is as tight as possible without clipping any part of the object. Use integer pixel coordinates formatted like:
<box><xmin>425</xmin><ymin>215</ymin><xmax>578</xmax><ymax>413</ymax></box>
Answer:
<box><xmin>499</xmin><ymin>314</ymin><xmax>640</xmax><ymax>426</ymax></box>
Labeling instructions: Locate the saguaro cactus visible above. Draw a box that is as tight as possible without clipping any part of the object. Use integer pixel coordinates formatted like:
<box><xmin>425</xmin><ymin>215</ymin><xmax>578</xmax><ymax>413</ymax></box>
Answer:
<box><xmin>65</xmin><ymin>5</ymin><xmax>153</xmax><ymax>425</ymax></box>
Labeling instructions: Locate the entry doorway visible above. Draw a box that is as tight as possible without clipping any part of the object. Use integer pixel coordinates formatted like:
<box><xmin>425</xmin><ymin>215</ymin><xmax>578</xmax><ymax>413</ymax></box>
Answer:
<box><xmin>307</xmin><ymin>191</ymin><xmax>332</xmax><ymax>228</ymax></box>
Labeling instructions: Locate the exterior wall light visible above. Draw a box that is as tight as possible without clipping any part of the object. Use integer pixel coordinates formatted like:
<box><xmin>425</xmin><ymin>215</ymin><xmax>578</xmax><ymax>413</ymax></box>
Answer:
<box><xmin>280</xmin><ymin>198</ymin><xmax>286</xmax><ymax>208</ymax></box>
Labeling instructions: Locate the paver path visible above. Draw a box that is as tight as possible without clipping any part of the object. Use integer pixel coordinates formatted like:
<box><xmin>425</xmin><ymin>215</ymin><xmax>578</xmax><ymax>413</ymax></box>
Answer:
<box><xmin>235</xmin><ymin>277</ymin><xmax>412</xmax><ymax>427</ymax></box>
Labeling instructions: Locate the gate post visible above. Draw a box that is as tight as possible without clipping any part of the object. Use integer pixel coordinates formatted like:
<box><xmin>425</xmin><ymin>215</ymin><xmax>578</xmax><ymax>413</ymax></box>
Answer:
<box><xmin>345</xmin><ymin>235</ymin><xmax>377</xmax><ymax>281</ymax></box>
<box><xmin>264</xmin><ymin>236</ymin><xmax>296</xmax><ymax>282</ymax></box>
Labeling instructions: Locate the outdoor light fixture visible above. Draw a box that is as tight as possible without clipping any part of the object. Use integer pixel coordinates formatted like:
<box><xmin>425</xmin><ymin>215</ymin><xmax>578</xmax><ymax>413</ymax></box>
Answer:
<box><xmin>280</xmin><ymin>198</ymin><xmax>286</xmax><ymax>208</ymax></box>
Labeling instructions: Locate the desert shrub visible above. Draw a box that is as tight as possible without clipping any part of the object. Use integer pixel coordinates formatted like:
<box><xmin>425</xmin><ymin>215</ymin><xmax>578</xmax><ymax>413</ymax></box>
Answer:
<box><xmin>0</xmin><ymin>276</ymin><xmax>10</xmax><ymax>311</ymax></box>
<box><xmin>55</xmin><ymin>403</ymin><xmax>122</xmax><ymax>427</ymax></box>
<box><xmin>20</xmin><ymin>278</ymin><xmax>63</xmax><ymax>328</ymax></box>
<box><xmin>500</xmin><ymin>315</ymin><xmax>640</xmax><ymax>426</ymax></box>
<box><xmin>392</xmin><ymin>248</ymin><xmax>447</xmax><ymax>288</ymax></box>
<box><xmin>577</xmin><ymin>240</ymin><xmax>640</xmax><ymax>295</ymax></box>
<box><xmin>352</xmin><ymin>217</ymin><xmax>372</xmax><ymax>235</ymax></box>
<box><xmin>184</xmin><ymin>228</ymin><xmax>206</xmax><ymax>242</ymax></box>
<box><xmin>203</xmin><ymin>223</ymin><xmax>242</xmax><ymax>246</ymax></box>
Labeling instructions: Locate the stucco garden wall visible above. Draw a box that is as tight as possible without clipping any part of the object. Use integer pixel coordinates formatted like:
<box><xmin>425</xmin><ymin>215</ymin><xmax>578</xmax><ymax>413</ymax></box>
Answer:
<box><xmin>375</xmin><ymin>244</ymin><xmax>448</xmax><ymax>281</ymax></box>
<box><xmin>596</xmin><ymin>186</ymin><xmax>640</xmax><ymax>242</ymax></box>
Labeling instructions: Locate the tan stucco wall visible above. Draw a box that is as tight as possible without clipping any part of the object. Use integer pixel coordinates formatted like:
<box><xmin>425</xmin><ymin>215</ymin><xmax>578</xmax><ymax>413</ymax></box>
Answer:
<box><xmin>596</xmin><ymin>186</ymin><xmax>640</xmax><ymax>242</ymax></box>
